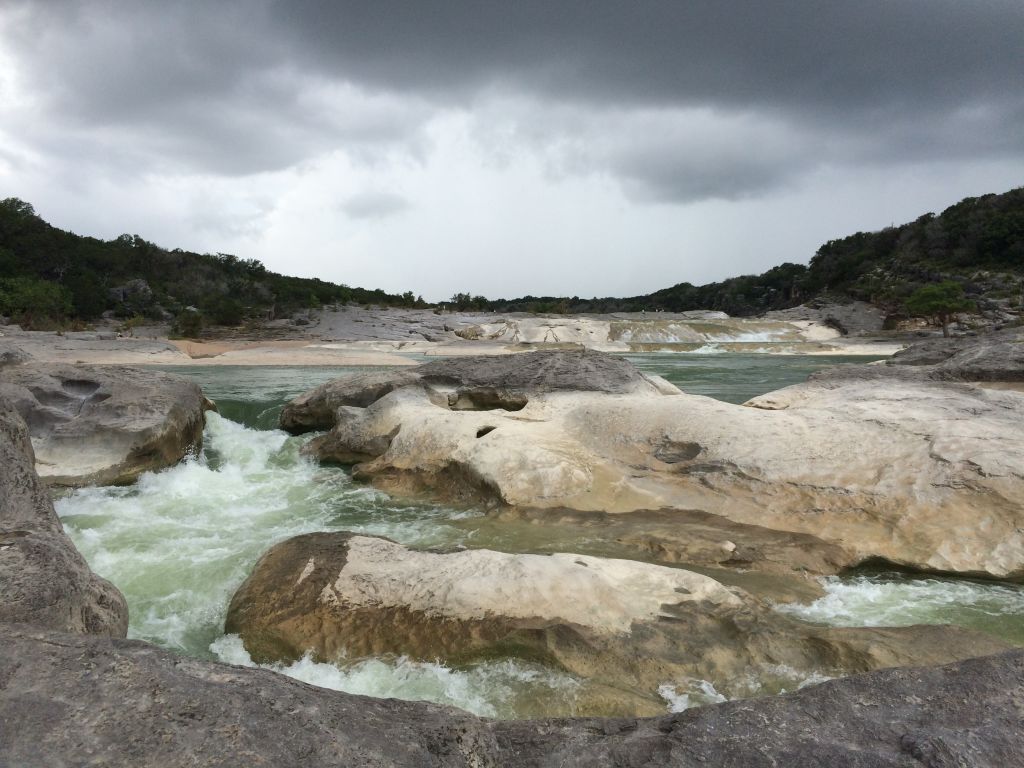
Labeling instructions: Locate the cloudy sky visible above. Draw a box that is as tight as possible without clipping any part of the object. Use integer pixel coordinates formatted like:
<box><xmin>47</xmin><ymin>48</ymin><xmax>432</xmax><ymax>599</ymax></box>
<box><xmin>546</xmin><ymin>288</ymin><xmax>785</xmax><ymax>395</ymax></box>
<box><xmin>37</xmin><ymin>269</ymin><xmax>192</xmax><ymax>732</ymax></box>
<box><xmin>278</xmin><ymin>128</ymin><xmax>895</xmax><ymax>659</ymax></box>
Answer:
<box><xmin>1</xmin><ymin>1</ymin><xmax>1022</xmax><ymax>301</ymax></box>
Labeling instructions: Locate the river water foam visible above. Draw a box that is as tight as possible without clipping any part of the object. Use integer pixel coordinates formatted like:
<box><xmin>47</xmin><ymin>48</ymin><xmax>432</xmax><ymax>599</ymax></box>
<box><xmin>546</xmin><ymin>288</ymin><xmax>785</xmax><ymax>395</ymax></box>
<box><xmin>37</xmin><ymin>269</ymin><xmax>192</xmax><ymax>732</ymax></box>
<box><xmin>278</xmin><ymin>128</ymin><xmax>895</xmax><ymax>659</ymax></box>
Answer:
<box><xmin>57</xmin><ymin>412</ymin><xmax>589</xmax><ymax>717</ymax></box>
<box><xmin>776</xmin><ymin>573</ymin><xmax>1024</xmax><ymax>645</ymax></box>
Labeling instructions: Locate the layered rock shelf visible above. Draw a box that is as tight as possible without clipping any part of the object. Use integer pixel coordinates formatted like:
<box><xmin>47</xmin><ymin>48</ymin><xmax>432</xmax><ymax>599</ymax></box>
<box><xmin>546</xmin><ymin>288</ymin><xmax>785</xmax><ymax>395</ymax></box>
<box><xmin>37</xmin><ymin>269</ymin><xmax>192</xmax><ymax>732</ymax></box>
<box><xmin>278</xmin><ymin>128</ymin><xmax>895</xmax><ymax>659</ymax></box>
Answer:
<box><xmin>226</xmin><ymin>532</ymin><xmax>1008</xmax><ymax>715</ymax></box>
<box><xmin>283</xmin><ymin>348</ymin><xmax>1024</xmax><ymax>579</ymax></box>
<box><xmin>3</xmin><ymin>331</ymin><xmax>1024</xmax><ymax>764</ymax></box>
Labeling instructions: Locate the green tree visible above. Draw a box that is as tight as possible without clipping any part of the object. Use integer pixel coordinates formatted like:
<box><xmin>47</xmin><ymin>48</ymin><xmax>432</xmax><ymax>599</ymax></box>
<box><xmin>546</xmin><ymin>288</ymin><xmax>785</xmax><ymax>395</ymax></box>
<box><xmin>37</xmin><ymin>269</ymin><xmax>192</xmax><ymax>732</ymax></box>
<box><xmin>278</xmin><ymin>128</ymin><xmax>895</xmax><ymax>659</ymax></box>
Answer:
<box><xmin>171</xmin><ymin>309</ymin><xmax>204</xmax><ymax>338</ymax></box>
<box><xmin>208</xmin><ymin>296</ymin><xmax>245</xmax><ymax>326</ymax></box>
<box><xmin>0</xmin><ymin>277</ymin><xmax>72</xmax><ymax>329</ymax></box>
<box><xmin>904</xmin><ymin>281</ymin><xmax>974</xmax><ymax>338</ymax></box>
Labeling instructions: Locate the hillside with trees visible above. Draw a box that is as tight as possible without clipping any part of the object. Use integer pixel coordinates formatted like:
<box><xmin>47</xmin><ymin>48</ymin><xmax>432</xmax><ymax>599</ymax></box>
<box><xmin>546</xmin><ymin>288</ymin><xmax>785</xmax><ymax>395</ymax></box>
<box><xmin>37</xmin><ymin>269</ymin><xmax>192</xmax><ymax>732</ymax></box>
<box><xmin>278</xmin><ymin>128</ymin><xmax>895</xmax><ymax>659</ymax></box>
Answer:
<box><xmin>0</xmin><ymin>198</ymin><xmax>421</xmax><ymax>331</ymax></box>
<box><xmin>477</xmin><ymin>186</ymin><xmax>1024</xmax><ymax>317</ymax></box>
<box><xmin>3</xmin><ymin>187</ymin><xmax>1022</xmax><ymax>332</ymax></box>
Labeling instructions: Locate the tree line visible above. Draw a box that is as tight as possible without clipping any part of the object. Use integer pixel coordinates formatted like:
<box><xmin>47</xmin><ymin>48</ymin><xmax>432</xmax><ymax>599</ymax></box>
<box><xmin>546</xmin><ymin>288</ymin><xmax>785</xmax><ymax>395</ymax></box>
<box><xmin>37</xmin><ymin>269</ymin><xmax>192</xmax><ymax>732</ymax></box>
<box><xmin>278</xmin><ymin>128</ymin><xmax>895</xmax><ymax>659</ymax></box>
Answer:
<box><xmin>464</xmin><ymin>186</ymin><xmax>1024</xmax><ymax>317</ymax></box>
<box><xmin>0</xmin><ymin>198</ymin><xmax>423</xmax><ymax>332</ymax></box>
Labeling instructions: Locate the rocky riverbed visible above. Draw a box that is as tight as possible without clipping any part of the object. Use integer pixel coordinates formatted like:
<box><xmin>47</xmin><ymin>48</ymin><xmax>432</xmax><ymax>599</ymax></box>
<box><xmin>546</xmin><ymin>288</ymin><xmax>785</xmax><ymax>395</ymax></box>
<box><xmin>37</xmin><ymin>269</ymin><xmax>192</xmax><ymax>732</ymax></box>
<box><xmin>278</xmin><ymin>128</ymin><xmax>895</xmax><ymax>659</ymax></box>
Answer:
<box><xmin>0</xmin><ymin>304</ymin><xmax>902</xmax><ymax>368</ymax></box>
<box><xmin>2</xmin><ymin>327</ymin><xmax>1024</xmax><ymax>765</ymax></box>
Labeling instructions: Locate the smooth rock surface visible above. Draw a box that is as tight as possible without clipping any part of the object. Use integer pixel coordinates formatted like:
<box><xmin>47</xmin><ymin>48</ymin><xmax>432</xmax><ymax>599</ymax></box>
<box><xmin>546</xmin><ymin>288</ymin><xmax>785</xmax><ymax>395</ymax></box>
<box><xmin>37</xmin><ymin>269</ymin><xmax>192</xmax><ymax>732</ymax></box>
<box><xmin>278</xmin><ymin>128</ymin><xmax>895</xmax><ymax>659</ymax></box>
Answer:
<box><xmin>2</xmin><ymin>624</ymin><xmax>1022</xmax><ymax>767</ymax></box>
<box><xmin>281</xmin><ymin>349</ymin><xmax>665</xmax><ymax>433</ymax></box>
<box><xmin>887</xmin><ymin>326</ymin><xmax>1024</xmax><ymax>381</ymax></box>
<box><xmin>293</xmin><ymin>350</ymin><xmax>1024</xmax><ymax>578</ymax></box>
<box><xmin>459</xmin><ymin>507</ymin><xmax>856</xmax><ymax>600</ymax></box>
<box><xmin>0</xmin><ymin>400</ymin><xmax>128</xmax><ymax>635</ymax></box>
<box><xmin>0</xmin><ymin>362</ymin><xmax>213</xmax><ymax>485</ymax></box>
<box><xmin>226</xmin><ymin>532</ymin><xmax>1007</xmax><ymax>714</ymax></box>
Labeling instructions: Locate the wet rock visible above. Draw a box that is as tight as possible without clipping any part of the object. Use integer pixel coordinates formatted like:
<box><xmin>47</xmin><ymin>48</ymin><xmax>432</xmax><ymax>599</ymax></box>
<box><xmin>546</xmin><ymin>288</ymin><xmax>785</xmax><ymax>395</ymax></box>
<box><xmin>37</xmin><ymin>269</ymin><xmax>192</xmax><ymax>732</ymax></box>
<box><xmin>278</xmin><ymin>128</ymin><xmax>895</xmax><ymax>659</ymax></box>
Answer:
<box><xmin>464</xmin><ymin>507</ymin><xmax>856</xmax><ymax>600</ymax></box>
<box><xmin>2</xmin><ymin>623</ymin><xmax>1021</xmax><ymax>767</ymax></box>
<box><xmin>280</xmin><ymin>369</ymin><xmax>422</xmax><ymax>433</ymax></box>
<box><xmin>0</xmin><ymin>399</ymin><xmax>127</xmax><ymax>635</ymax></box>
<box><xmin>0</xmin><ymin>362</ymin><xmax>214</xmax><ymax>486</ymax></box>
<box><xmin>225</xmin><ymin>532</ymin><xmax>1007</xmax><ymax>715</ymax></box>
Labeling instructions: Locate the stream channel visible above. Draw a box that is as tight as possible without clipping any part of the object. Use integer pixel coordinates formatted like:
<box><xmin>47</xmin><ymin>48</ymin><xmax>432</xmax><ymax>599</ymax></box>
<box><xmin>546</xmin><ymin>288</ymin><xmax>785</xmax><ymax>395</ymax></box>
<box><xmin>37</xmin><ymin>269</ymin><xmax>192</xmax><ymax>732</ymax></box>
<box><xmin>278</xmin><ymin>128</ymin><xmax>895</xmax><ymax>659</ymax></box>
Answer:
<box><xmin>56</xmin><ymin>354</ymin><xmax>1024</xmax><ymax>718</ymax></box>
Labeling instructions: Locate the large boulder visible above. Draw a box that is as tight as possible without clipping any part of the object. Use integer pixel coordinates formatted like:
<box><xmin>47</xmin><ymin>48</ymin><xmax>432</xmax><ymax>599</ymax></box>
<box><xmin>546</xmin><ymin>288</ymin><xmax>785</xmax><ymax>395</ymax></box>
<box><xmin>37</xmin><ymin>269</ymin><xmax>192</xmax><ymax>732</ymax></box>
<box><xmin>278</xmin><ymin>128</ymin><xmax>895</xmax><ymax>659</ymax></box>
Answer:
<box><xmin>225</xmin><ymin>532</ymin><xmax>1007</xmax><ymax>716</ymax></box>
<box><xmin>887</xmin><ymin>327</ymin><xmax>1024</xmax><ymax>381</ymax></box>
<box><xmin>280</xmin><ymin>349</ymin><xmax>671</xmax><ymax>433</ymax></box>
<box><xmin>0</xmin><ymin>399</ymin><xmax>128</xmax><ymax>635</ymax></box>
<box><xmin>1</xmin><ymin>624</ymin><xmax>1021</xmax><ymax>767</ymax></box>
<box><xmin>289</xmin><ymin>351</ymin><xmax>1024</xmax><ymax>579</ymax></box>
<box><xmin>0</xmin><ymin>362</ymin><xmax>214</xmax><ymax>486</ymax></box>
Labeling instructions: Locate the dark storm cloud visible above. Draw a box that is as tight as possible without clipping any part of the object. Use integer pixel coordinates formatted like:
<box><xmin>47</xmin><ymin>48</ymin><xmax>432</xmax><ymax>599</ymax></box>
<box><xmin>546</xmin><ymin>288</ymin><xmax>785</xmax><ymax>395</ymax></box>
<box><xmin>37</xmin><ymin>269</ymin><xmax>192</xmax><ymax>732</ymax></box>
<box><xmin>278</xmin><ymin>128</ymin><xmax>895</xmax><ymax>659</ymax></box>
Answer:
<box><xmin>2</xmin><ymin>0</ymin><xmax>1023</xmax><ymax>199</ymax></box>
<box><xmin>271</xmin><ymin>0</ymin><xmax>1024</xmax><ymax>114</ymax></box>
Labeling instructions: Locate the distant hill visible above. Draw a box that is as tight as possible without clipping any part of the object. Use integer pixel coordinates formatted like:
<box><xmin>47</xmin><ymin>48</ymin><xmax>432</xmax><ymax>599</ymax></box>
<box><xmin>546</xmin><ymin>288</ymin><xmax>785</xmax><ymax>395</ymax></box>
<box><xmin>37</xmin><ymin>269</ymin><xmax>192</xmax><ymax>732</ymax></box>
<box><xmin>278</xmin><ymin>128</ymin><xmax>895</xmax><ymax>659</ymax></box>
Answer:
<box><xmin>475</xmin><ymin>186</ymin><xmax>1024</xmax><ymax>317</ymax></box>
<box><xmin>0</xmin><ymin>198</ymin><xmax>421</xmax><ymax>332</ymax></box>
<box><xmin>3</xmin><ymin>187</ymin><xmax>1023</xmax><ymax>331</ymax></box>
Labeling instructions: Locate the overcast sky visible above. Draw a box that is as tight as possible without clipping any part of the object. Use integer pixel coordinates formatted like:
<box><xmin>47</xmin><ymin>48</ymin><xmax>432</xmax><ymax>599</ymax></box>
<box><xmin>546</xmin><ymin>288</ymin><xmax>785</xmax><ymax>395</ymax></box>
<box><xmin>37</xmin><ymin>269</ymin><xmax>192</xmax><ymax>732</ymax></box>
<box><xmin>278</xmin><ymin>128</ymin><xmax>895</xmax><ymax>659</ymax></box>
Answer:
<box><xmin>1</xmin><ymin>1</ymin><xmax>1022</xmax><ymax>301</ymax></box>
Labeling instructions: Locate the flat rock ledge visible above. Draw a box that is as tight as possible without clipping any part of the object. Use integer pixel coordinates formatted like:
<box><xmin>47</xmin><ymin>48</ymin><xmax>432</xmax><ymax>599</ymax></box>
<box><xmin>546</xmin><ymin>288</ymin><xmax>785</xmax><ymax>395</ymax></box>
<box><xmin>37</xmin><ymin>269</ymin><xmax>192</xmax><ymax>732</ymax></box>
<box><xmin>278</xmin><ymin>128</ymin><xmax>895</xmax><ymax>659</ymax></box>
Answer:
<box><xmin>885</xmin><ymin>326</ymin><xmax>1024</xmax><ymax>380</ymax></box>
<box><xmin>0</xmin><ymin>400</ymin><xmax>127</xmax><ymax>635</ymax></box>
<box><xmin>0</xmin><ymin>623</ymin><xmax>1021</xmax><ymax>767</ymax></box>
<box><xmin>0</xmin><ymin>362</ymin><xmax>214</xmax><ymax>486</ymax></box>
<box><xmin>226</xmin><ymin>532</ymin><xmax>1007</xmax><ymax>716</ymax></box>
<box><xmin>284</xmin><ymin>350</ymin><xmax>1024</xmax><ymax>579</ymax></box>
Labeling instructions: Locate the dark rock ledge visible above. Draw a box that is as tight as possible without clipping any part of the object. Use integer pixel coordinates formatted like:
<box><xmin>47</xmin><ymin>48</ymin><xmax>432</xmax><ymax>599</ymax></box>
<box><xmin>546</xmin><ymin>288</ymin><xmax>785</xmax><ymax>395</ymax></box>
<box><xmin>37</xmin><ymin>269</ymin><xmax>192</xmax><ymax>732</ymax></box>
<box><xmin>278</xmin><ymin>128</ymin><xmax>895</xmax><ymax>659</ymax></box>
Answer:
<box><xmin>0</xmin><ymin>624</ymin><xmax>1021</xmax><ymax>767</ymax></box>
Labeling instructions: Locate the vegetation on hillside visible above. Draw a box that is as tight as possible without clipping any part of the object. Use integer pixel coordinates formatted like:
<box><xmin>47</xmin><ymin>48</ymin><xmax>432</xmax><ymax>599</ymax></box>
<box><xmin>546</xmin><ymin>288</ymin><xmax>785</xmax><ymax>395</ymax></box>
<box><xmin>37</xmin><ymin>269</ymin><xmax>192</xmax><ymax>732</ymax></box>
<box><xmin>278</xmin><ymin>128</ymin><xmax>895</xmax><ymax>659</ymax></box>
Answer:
<box><xmin>0</xmin><ymin>198</ymin><xmax>422</xmax><ymax>331</ymax></box>
<box><xmin>475</xmin><ymin>187</ymin><xmax>1024</xmax><ymax>317</ymax></box>
<box><xmin>3</xmin><ymin>186</ymin><xmax>1022</xmax><ymax>331</ymax></box>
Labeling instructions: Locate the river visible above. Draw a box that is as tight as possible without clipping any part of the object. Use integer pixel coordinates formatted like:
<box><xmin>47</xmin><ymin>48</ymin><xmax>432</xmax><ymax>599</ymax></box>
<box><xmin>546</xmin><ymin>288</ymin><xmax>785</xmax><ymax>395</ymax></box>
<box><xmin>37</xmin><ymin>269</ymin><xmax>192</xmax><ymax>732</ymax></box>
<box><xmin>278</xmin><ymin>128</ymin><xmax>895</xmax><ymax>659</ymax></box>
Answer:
<box><xmin>55</xmin><ymin>354</ymin><xmax>1024</xmax><ymax>717</ymax></box>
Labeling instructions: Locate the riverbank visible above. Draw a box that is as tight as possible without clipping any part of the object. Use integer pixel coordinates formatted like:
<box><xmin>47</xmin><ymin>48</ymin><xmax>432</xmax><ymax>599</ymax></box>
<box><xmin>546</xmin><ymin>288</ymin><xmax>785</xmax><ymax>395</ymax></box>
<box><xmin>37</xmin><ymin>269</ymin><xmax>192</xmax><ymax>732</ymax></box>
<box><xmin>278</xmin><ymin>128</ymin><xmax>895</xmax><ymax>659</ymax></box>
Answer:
<box><xmin>0</xmin><ymin>306</ymin><xmax>907</xmax><ymax>366</ymax></box>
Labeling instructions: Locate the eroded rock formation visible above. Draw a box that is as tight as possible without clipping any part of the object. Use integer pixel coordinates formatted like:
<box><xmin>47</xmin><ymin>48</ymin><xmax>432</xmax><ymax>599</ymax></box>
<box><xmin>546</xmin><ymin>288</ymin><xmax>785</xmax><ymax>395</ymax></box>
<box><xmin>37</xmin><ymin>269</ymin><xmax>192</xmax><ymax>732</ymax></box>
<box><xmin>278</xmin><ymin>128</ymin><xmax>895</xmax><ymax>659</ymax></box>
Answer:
<box><xmin>285</xmin><ymin>350</ymin><xmax>1024</xmax><ymax>579</ymax></box>
<box><xmin>0</xmin><ymin>399</ymin><xmax>128</xmax><ymax>635</ymax></box>
<box><xmin>0</xmin><ymin>362</ymin><xmax>214</xmax><ymax>486</ymax></box>
<box><xmin>2</xmin><ymin>623</ymin><xmax>1021</xmax><ymax>767</ymax></box>
<box><xmin>225</xmin><ymin>532</ymin><xmax>1008</xmax><ymax>715</ymax></box>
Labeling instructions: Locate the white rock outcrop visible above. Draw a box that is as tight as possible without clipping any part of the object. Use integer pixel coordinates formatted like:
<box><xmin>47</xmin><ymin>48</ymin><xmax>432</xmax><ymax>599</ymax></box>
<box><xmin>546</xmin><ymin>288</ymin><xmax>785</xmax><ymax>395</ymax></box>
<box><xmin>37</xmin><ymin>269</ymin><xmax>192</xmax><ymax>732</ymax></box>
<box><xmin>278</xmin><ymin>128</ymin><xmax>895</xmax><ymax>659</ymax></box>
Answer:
<box><xmin>293</xmin><ymin>351</ymin><xmax>1024</xmax><ymax>578</ymax></box>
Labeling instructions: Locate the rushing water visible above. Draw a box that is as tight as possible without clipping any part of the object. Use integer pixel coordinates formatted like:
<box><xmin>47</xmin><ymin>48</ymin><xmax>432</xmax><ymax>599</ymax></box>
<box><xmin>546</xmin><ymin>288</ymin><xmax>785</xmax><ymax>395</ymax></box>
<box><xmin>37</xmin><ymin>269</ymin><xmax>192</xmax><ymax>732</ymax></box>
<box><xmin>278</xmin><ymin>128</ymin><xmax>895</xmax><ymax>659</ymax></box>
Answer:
<box><xmin>55</xmin><ymin>356</ymin><xmax>1024</xmax><ymax>718</ymax></box>
<box><xmin>776</xmin><ymin>572</ymin><xmax>1024</xmax><ymax>645</ymax></box>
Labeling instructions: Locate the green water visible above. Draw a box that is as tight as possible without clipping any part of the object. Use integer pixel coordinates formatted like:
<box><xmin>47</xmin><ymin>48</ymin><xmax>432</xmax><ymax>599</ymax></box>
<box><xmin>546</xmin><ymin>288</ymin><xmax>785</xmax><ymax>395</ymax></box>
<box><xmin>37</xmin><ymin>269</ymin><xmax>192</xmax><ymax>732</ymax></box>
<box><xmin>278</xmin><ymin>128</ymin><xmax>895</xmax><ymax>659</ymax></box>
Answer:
<box><xmin>56</xmin><ymin>356</ymin><xmax>1024</xmax><ymax>717</ymax></box>
<box><xmin>623</xmin><ymin>353</ymin><xmax>886</xmax><ymax>404</ymax></box>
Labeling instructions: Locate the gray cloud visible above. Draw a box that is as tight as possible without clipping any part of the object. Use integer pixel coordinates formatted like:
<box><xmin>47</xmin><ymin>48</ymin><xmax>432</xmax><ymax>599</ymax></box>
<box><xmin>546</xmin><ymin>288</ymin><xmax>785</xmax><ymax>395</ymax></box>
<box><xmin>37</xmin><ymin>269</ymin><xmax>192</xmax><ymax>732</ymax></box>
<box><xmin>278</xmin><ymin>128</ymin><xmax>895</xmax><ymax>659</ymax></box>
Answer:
<box><xmin>1</xmin><ymin>0</ymin><xmax>1022</xmax><ymax>213</ymax></box>
<box><xmin>340</xmin><ymin>191</ymin><xmax>411</xmax><ymax>220</ymax></box>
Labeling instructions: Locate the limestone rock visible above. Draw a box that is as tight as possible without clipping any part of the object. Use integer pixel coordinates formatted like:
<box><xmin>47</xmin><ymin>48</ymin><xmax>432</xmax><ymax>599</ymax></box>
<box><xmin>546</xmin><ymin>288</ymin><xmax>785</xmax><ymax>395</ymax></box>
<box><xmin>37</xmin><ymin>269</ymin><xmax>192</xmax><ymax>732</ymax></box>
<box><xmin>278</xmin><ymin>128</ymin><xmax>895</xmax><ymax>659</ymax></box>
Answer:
<box><xmin>887</xmin><ymin>327</ymin><xmax>1024</xmax><ymax>381</ymax></box>
<box><xmin>226</xmin><ymin>533</ymin><xmax>1007</xmax><ymax>715</ymax></box>
<box><xmin>0</xmin><ymin>362</ymin><xmax>214</xmax><ymax>486</ymax></box>
<box><xmin>763</xmin><ymin>300</ymin><xmax>886</xmax><ymax>336</ymax></box>
<box><xmin>1</xmin><ymin>623</ymin><xmax>1021</xmax><ymax>767</ymax></box>
<box><xmin>281</xmin><ymin>349</ymin><xmax>669</xmax><ymax>433</ymax></box>
<box><xmin>460</xmin><ymin>507</ymin><xmax>856</xmax><ymax>601</ymax></box>
<box><xmin>293</xmin><ymin>350</ymin><xmax>1024</xmax><ymax>578</ymax></box>
<box><xmin>0</xmin><ymin>399</ymin><xmax>128</xmax><ymax>635</ymax></box>
<box><xmin>280</xmin><ymin>369</ymin><xmax>422</xmax><ymax>433</ymax></box>
<box><xmin>0</xmin><ymin>340</ymin><xmax>29</xmax><ymax>367</ymax></box>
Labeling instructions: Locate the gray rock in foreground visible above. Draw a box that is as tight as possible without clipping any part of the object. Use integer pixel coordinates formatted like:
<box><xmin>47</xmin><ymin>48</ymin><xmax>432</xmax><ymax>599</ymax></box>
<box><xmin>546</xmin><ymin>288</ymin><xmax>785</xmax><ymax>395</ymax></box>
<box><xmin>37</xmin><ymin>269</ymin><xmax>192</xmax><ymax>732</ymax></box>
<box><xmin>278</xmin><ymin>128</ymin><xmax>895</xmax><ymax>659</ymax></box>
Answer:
<box><xmin>0</xmin><ymin>623</ymin><xmax>1021</xmax><ymax>767</ymax></box>
<box><xmin>0</xmin><ymin>362</ymin><xmax>213</xmax><ymax>486</ymax></box>
<box><xmin>0</xmin><ymin>400</ymin><xmax>128</xmax><ymax>636</ymax></box>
